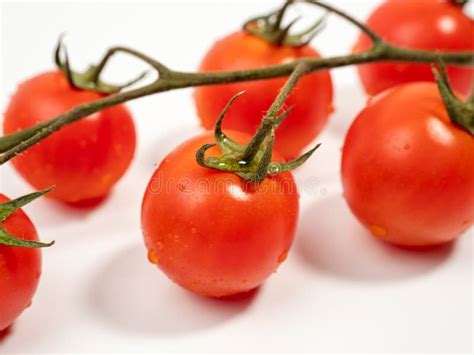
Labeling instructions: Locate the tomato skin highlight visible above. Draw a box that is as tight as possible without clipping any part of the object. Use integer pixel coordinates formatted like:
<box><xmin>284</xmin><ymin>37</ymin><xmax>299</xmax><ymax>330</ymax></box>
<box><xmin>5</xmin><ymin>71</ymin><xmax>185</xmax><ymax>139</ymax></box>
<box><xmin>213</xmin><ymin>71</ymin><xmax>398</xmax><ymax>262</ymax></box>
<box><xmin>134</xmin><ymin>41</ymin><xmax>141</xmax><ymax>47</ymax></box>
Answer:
<box><xmin>0</xmin><ymin>195</ymin><xmax>41</xmax><ymax>331</ymax></box>
<box><xmin>3</xmin><ymin>71</ymin><xmax>136</xmax><ymax>204</ymax></box>
<box><xmin>194</xmin><ymin>31</ymin><xmax>334</xmax><ymax>160</ymax></box>
<box><xmin>341</xmin><ymin>82</ymin><xmax>474</xmax><ymax>247</ymax></box>
<box><xmin>141</xmin><ymin>131</ymin><xmax>299</xmax><ymax>297</ymax></box>
<box><xmin>354</xmin><ymin>0</ymin><xmax>474</xmax><ymax>97</ymax></box>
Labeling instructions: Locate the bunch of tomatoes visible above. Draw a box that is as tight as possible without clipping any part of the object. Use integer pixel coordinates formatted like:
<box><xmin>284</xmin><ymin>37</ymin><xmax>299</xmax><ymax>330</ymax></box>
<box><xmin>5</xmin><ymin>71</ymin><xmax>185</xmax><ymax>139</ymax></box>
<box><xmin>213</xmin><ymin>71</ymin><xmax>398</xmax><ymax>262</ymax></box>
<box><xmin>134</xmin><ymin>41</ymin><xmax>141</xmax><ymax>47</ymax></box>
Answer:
<box><xmin>1</xmin><ymin>0</ymin><xmax>473</xmax><ymax>336</ymax></box>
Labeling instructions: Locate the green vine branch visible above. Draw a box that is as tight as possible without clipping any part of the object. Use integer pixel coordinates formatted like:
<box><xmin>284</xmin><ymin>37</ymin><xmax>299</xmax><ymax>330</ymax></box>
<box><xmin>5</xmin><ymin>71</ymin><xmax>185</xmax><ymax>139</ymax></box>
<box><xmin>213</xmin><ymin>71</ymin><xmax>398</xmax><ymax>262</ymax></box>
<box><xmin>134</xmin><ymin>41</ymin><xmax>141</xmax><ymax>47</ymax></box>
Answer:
<box><xmin>0</xmin><ymin>0</ymin><xmax>473</xmax><ymax>165</ymax></box>
<box><xmin>432</xmin><ymin>61</ymin><xmax>474</xmax><ymax>135</ymax></box>
<box><xmin>197</xmin><ymin>63</ymin><xmax>317</xmax><ymax>182</ymax></box>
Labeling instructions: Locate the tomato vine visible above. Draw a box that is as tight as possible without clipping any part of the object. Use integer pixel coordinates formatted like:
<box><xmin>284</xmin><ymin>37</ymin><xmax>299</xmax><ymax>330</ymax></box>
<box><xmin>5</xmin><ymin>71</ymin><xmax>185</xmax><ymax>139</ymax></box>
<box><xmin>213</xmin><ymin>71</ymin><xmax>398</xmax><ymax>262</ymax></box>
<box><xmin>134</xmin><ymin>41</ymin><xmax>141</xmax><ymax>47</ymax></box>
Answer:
<box><xmin>0</xmin><ymin>0</ymin><xmax>472</xmax><ymax>165</ymax></box>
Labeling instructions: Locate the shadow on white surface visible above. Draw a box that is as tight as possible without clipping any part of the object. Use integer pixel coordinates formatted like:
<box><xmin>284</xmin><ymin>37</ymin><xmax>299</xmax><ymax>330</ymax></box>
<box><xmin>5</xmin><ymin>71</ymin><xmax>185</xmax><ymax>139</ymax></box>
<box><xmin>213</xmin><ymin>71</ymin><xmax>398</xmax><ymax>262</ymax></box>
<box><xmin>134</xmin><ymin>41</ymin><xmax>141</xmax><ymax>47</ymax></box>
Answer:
<box><xmin>296</xmin><ymin>194</ymin><xmax>454</xmax><ymax>281</ymax></box>
<box><xmin>325</xmin><ymin>82</ymin><xmax>367</xmax><ymax>139</ymax></box>
<box><xmin>87</xmin><ymin>245</ymin><xmax>258</xmax><ymax>336</ymax></box>
<box><xmin>24</xmin><ymin>197</ymin><xmax>105</xmax><ymax>231</ymax></box>
<box><xmin>0</xmin><ymin>326</ymin><xmax>13</xmax><ymax>345</ymax></box>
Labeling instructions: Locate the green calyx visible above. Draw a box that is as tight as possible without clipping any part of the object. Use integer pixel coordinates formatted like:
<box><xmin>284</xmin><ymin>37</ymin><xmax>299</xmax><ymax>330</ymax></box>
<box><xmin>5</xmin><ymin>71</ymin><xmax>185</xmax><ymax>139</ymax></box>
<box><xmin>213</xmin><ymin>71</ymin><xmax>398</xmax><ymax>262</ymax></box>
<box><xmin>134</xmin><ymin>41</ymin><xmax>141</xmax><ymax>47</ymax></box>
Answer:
<box><xmin>432</xmin><ymin>62</ymin><xmax>474</xmax><ymax>136</ymax></box>
<box><xmin>0</xmin><ymin>188</ymin><xmax>55</xmax><ymax>248</ymax></box>
<box><xmin>55</xmin><ymin>36</ymin><xmax>147</xmax><ymax>94</ymax></box>
<box><xmin>243</xmin><ymin>0</ymin><xmax>327</xmax><ymax>47</ymax></box>
<box><xmin>196</xmin><ymin>91</ymin><xmax>321</xmax><ymax>183</ymax></box>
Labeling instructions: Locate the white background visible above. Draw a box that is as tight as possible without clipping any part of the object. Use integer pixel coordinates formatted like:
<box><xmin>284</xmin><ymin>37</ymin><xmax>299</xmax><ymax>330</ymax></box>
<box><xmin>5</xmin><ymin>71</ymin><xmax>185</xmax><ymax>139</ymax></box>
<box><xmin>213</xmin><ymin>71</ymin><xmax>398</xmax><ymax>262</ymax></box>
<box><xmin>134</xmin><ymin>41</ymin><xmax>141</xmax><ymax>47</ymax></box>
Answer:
<box><xmin>0</xmin><ymin>0</ymin><xmax>473</xmax><ymax>353</ymax></box>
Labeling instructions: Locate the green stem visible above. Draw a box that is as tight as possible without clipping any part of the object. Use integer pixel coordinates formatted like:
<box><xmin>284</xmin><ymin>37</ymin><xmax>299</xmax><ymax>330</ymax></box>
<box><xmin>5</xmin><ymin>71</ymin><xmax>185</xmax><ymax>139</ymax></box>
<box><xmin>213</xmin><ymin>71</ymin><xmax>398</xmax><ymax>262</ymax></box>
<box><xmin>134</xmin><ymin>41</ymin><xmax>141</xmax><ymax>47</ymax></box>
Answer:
<box><xmin>0</xmin><ymin>82</ymin><xmax>161</xmax><ymax>164</ymax></box>
<box><xmin>196</xmin><ymin>64</ymin><xmax>316</xmax><ymax>182</ymax></box>
<box><xmin>382</xmin><ymin>45</ymin><xmax>473</xmax><ymax>64</ymax></box>
<box><xmin>94</xmin><ymin>46</ymin><xmax>170</xmax><ymax>75</ymax></box>
<box><xmin>468</xmin><ymin>83</ymin><xmax>474</xmax><ymax>106</ymax></box>
<box><xmin>303</xmin><ymin>0</ymin><xmax>382</xmax><ymax>43</ymax></box>
<box><xmin>272</xmin><ymin>0</ymin><xmax>293</xmax><ymax>32</ymax></box>
<box><xmin>89</xmin><ymin>46</ymin><xmax>169</xmax><ymax>84</ymax></box>
<box><xmin>0</xmin><ymin>120</ymin><xmax>52</xmax><ymax>152</ymax></box>
<box><xmin>432</xmin><ymin>62</ymin><xmax>474</xmax><ymax>135</ymax></box>
<box><xmin>242</xmin><ymin>63</ymin><xmax>310</xmax><ymax>162</ymax></box>
<box><xmin>267</xmin><ymin>63</ymin><xmax>310</xmax><ymax>119</ymax></box>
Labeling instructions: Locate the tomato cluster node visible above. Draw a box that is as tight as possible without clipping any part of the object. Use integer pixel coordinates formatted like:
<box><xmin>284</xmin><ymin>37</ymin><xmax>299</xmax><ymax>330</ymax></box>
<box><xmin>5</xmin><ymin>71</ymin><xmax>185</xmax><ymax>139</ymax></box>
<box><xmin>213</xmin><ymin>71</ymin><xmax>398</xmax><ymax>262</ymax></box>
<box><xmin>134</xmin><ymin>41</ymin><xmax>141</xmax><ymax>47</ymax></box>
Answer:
<box><xmin>243</xmin><ymin>0</ymin><xmax>326</xmax><ymax>47</ymax></box>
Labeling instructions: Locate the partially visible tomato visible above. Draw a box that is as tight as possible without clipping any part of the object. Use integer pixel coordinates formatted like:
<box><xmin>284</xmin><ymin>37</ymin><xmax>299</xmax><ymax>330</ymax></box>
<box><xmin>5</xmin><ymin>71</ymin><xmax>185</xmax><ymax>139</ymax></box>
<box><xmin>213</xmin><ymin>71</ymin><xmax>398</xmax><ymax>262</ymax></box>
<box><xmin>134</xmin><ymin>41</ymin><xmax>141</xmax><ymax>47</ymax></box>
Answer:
<box><xmin>141</xmin><ymin>131</ymin><xmax>299</xmax><ymax>297</ymax></box>
<box><xmin>195</xmin><ymin>31</ymin><xmax>333</xmax><ymax>160</ymax></box>
<box><xmin>354</xmin><ymin>0</ymin><xmax>474</xmax><ymax>96</ymax></box>
<box><xmin>0</xmin><ymin>194</ymin><xmax>41</xmax><ymax>331</ymax></box>
<box><xmin>341</xmin><ymin>82</ymin><xmax>474</xmax><ymax>247</ymax></box>
<box><xmin>3</xmin><ymin>71</ymin><xmax>136</xmax><ymax>205</ymax></box>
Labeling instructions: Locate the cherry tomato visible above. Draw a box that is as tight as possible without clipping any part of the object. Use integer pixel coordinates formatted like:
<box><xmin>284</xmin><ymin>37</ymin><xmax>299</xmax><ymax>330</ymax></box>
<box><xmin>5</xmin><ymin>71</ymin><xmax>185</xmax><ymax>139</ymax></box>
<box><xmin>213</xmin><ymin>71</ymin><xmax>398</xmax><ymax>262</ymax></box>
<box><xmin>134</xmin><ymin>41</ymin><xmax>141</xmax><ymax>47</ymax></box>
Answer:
<box><xmin>354</xmin><ymin>0</ymin><xmax>474</xmax><ymax>97</ymax></box>
<box><xmin>194</xmin><ymin>31</ymin><xmax>333</xmax><ymax>160</ymax></box>
<box><xmin>0</xmin><ymin>194</ymin><xmax>41</xmax><ymax>331</ymax></box>
<box><xmin>141</xmin><ymin>131</ymin><xmax>299</xmax><ymax>297</ymax></box>
<box><xmin>341</xmin><ymin>82</ymin><xmax>474</xmax><ymax>247</ymax></box>
<box><xmin>3</xmin><ymin>71</ymin><xmax>136</xmax><ymax>205</ymax></box>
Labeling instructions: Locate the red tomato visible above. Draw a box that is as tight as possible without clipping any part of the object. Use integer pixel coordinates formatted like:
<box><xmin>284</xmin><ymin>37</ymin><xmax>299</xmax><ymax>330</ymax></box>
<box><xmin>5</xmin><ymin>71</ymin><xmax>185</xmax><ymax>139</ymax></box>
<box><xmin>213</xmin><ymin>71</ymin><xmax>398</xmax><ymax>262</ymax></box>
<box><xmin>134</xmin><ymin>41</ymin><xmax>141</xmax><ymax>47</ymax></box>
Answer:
<box><xmin>3</xmin><ymin>71</ymin><xmax>136</xmax><ymax>205</ymax></box>
<box><xmin>194</xmin><ymin>31</ymin><xmax>334</xmax><ymax>160</ymax></box>
<box><xmin>141</xmin><ymin>131</ymin><xmax>299</xmax><ymax>297</ymax></box>
<box><xmin>341</xmin><ymin>82</ymin><xmax>474</xmax><ymax>247</ymax></box>
<box><xmin>354</xmin><ymin>0</ymin><xmax>474</xmax><ymax>96</ymax></box>
<box><xmin>0</xmin><ymin>194</ymin><xmax>41</xmax><ymax>331</ymax></box>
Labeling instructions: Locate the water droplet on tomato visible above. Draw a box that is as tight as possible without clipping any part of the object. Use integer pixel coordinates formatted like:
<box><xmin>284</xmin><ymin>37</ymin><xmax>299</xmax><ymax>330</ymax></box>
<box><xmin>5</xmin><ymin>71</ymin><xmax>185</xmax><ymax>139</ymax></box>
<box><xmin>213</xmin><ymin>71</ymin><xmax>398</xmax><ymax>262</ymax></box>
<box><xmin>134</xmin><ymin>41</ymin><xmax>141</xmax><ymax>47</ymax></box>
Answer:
<box><xmin>370</xmin><ymin>225</ymin><xmax>387</xmax><ymax>238</ymax></box>
<box><xmin>147</xmin><ymin>250</ymin><xmax>160</xmax><ymax>265</ymax></box>
<box><xmin>156</xmin><ymin>241</ymin><xmax>164</xmax><ymax>250</ymax></box>
<box><xmin>278</xmin><ymin>250</ymin><xmax>288</xmax><ymax>263</ymax></box>
<box><xmin>268</xmin><ymin>164</ymin><xmax>280</xmax><ymax>175</ymax></box>
<box><xmin>191</xmin><ymin>228</ymin><xmax>197</xmax><ymax>234</ymax></box>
